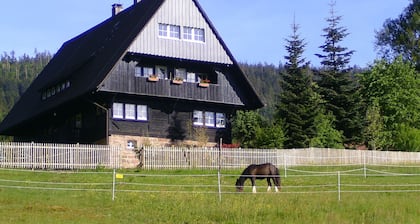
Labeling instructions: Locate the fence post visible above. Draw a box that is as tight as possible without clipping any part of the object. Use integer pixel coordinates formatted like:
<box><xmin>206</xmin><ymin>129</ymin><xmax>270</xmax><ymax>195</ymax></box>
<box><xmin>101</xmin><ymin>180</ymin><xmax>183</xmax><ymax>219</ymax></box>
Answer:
<box><xmin>112</xmin><ymin>169</ymin><xmax>116</xmax><ymax>201</ymax></box>
<box><xmin>337</xmin><ymin>171</ymin><xmax>341</xmax><ymax>201</ymax></box>
<box><xmin>283</xmin><ymin>153</ymin><xmax>287</xmax><ymax>178</ymax></box>
<box><xmin>218</xmin><ymin>138</ymin><xmax>222</xmax><ymax>202</ymax></box>
<box><xmin>363</xmin><ymin>151</ymin><xmax>367</xmax><ymax>178</ymax></box>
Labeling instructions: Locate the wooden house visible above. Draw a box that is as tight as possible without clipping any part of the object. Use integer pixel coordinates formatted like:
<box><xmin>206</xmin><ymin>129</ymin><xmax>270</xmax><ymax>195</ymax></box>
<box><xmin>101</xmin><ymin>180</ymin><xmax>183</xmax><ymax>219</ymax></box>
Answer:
<box><xmin>0</xmin><ymin>0</ymin><xmax>263</xmax><ymax>148</ymax></box>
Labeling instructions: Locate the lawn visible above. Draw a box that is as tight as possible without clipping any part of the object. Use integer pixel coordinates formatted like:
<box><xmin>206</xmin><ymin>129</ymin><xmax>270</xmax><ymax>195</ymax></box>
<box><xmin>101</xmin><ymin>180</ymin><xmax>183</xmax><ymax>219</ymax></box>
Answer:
<box><xmin>0</xmin><ymin>167</ymin><xmax>419</xmax><ymax>223</ymax></box>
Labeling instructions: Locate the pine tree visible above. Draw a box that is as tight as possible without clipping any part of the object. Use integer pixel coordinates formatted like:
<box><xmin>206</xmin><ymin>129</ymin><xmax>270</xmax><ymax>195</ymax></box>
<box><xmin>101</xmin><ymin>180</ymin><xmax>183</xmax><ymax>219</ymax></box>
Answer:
<box><xmin>277</xmin><ymin>21</ymin><xmax>321</xmax><ymax>148</ymax></box>
<box><xmin>315</xmin><ymin>2</ymin><xmax>361</xmax><ymax>144</ymax></box>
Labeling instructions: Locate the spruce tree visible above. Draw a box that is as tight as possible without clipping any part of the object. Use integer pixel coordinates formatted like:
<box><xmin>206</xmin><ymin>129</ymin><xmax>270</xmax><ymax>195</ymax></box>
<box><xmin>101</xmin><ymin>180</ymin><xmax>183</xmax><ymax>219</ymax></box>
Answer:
<box><xmin>315</xmin><ymin>2</ymin><xmax>361</xmax><ymax>144</ymax></box>
<box><xmin>277</xmin><ymin>21</ymin><xmax>320</xmax><ymax>148</ymax></box>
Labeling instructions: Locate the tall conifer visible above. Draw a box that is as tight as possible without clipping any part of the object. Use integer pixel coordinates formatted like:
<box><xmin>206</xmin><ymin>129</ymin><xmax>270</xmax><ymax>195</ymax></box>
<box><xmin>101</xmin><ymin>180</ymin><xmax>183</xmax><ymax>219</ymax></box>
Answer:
<box><xmin>315</xmin><ymin>2</ymin><xmax>361</xmax><ymax>143</ymax></box>
<box><xmin>277</xmin><ymin>21</ymin><xmax>320</xmax><ymax>148</ymax></box>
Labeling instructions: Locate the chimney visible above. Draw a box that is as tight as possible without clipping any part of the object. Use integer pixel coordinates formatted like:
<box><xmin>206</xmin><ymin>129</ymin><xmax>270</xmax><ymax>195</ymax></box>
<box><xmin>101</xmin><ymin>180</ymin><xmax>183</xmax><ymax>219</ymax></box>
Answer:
<box><xmin>112</xmin><ymin>4</ymin><xmax>123</xmax><ymax>16</ymax></box>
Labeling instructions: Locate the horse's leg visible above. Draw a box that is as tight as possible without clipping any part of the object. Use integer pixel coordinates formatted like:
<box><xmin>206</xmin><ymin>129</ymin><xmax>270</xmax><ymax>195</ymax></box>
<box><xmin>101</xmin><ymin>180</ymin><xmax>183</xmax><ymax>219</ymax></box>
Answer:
<box><xmin>266</xmin><ymin>178</ymin><xmax>272</xmax><ymax>192</ymax></box>
<box><xmin>274</xmin><ymin>177</ymin><xmax>280</xmax><ymax>192</ymax></box>
<box><xmin>251</xmin><ymin>177</ymin><xmax>256</xmax><ymax>193</ymax></box>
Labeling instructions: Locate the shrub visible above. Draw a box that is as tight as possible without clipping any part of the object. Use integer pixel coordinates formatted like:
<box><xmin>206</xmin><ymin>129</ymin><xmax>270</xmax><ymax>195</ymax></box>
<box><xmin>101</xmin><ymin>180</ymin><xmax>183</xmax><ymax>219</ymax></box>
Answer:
<box><xmin>393</xmin><ymin>124</ymin><xmax>420</xmax><ymax>152</ymax></box>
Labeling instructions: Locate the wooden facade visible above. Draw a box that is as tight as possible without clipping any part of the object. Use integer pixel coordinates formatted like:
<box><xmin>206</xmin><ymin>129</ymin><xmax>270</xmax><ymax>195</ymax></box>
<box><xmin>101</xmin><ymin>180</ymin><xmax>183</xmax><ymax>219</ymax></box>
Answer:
<box><xmin>0</xmin><ymin>0</ymin><xmax>263</xmax><ymax>146</ymax></box>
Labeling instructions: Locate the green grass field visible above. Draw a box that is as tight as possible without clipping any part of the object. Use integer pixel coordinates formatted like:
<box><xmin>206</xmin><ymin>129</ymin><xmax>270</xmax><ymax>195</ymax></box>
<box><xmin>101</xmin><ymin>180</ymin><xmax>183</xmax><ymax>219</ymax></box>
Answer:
<box><xmin>0</xmin><ymin>167</ymin><xmax>419</xmax><ymax>224</ymax></box>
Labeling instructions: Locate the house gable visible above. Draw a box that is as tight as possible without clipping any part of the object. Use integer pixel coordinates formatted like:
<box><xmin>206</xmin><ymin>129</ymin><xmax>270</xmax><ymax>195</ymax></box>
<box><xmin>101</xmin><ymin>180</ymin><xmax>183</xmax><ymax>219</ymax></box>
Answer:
<box><xmin>128</xmin><ymin>0</ymin><xmax>232</xmax><ymax>64</ymax></box>
<box><xmin>0</xmin><ymin>0</ymin><xmax>263</xmax><ymax>143</ymax></box>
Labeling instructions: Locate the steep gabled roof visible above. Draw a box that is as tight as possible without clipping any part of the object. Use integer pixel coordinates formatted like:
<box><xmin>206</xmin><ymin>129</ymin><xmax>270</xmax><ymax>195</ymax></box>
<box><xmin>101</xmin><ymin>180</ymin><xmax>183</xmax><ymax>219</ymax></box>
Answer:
<box><xmin>0</xmin><ymin>0</ymin><xmax>263</xmax><ymax>135</ymax></box>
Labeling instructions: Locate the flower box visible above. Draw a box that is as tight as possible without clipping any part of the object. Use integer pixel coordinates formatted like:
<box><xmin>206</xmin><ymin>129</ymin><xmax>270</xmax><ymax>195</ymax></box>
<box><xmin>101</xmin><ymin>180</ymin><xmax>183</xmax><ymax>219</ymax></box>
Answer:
<box><xmin>172</xmin><ymin>79</ymin><xmax>183</xmax><ymax>85</ymax></box>
<box><xmin>147</xmin><ymin>75</ymin><xmax>159</xmax><ymax>82</ymax></box>
<box><xmin>198</xmin><ymin>82</ymin><xmax>209</xmax><ymax>88</ymax></box>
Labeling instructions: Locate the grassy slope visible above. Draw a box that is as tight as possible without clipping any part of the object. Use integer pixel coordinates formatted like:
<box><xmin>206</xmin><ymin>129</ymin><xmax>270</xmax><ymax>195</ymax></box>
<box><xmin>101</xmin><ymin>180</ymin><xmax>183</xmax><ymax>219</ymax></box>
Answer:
<box><xmin>0</xmin><ymin>168</ymin><xmax>419</xmax><ymax>224</ymax></box>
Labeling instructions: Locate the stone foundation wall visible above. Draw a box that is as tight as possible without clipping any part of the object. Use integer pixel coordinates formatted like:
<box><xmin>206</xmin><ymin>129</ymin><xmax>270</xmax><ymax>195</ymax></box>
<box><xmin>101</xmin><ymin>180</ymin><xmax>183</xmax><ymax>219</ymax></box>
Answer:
<box><xmin>109</xmin><ymin>134</ymin><xmax>217</xmax><ymax>168</ymax></box>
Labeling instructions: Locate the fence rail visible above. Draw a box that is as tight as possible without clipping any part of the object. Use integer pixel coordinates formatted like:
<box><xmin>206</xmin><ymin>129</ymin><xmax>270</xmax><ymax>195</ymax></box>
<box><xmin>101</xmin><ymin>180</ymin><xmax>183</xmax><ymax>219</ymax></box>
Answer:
<box><xmin>0</xmin><ymin>142</ymin><xmax>120</xmax><ymax>169</ymax></box>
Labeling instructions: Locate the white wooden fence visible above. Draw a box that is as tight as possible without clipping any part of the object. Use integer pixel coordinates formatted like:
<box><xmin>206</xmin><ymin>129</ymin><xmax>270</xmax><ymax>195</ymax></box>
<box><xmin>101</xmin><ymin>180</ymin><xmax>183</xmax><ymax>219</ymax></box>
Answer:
<box><xmin>0</xmin><ymin>142</ymin><xmax>120</xmax><ymax>169</ymax></box>
<box><xmin>1</xmin><ymin>142</ymin><xmax>420</xmax><ymax>170</ymax></box>
<box><xmin>139</xmin><ymin>146</ymin><xmax>420</xmax><ymax>169</ymax></box>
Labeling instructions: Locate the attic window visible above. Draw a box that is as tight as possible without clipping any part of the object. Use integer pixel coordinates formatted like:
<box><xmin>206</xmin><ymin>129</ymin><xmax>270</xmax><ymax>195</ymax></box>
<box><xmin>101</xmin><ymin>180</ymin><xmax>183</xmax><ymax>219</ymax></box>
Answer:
<box><xmin>41</xmin><ymin>80</ymin><xmax>71</xmax><ymax>100</ymax></box>
<box><xmin>159</xmin><ymin>23</ymin><xmax>180</xmax><ymax>39</ymax></box>
<box><xmin>183</xmin><ymin>27</ymin><xmax>205</xmax><ymax>42</ymax></box>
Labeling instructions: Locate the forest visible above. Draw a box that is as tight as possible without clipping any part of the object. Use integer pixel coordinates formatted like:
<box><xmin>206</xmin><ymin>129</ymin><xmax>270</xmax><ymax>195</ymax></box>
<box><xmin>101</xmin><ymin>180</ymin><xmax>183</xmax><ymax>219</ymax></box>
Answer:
<box><xmin>0</xmin><ymin>1</ymin><xmax>419</xmax><ymax>151</ymax></box>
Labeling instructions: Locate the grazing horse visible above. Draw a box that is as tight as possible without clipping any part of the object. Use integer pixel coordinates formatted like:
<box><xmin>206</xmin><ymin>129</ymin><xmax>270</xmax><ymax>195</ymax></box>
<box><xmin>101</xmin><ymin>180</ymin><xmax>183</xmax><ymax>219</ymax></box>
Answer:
<box><xmin>235</xmin><ymin>163</ymin><xmax>281</xmax><ymax>193</ymax></box>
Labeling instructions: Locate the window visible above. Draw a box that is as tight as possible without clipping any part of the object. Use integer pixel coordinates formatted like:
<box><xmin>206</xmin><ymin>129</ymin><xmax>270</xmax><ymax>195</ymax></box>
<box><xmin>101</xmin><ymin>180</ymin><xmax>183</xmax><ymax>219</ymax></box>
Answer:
<box><xmin>193</xmin><ymin>111</ymin><xmax>226</xmax><ymax>128</ymax></box>
<box><xmin>205</xmin><ymin>112</ymin><xmax>215</xmax><ymax>127</ymax></box>
<box><xmin>194</xmin><ymin>28</ymin><xmax>205</xmax><ymax>42</ymax></box>
<box><xmin>197</xmin><ymin>73</ymin><xmax>209</xmax><ymax>83</ymax></box>
<box><xmin>175</xmin><ymin>68</ymin><xmax>187</xmax><ymax>81</ymax></box>
<box><xmin>186</xmin><ymin>72</ymin><xmax>196</xmax><ymax>83</ymax></box>
<box><xmin>160</xmin><ymin>24</ymin><xmax>204</xmax><ymax>43</ymax></box>
<box><xmin>193</xmin><ymin>110</ymin><xmax>204</xmax><ymax>126</ymax></box>
<box><xmin>158</xmin><ymin>24</ymin><xmax>168</xmax><ymax>37</ymax></box>
<box><xmin>169</xmin><ymin>25</ymin><xmax>180</xmax><ymax>39</ymax></box>
<box><xmin>42</xmin><ymin>80</ymin><xmax>70</xmax><ymax>100</ymax></box>
<box><xmin>135</xmin><ymin>66</ymin><xmax>154</xmax><ymax>78</ymax></box>
<box><xmin>143</xmin><ymin>67</ymin><xmax>154</xmax><ymax>77</ymax></box>
<box><xmin>135</xmin><ymin>66</ymin><xmax>142</xmax><ymax>77</ymax></box>
<box><xmin>137</xmin><ymin>105</ymin><xmax>148</xmax><ymax>121</ymax></box>
<box><xmin>125</xmin><ymin>104</ymin><xmax>136</xmax><ymax>120</ymax></box>
<box><xmin>127</xmin><ymin>140</ymin><xmax>137</xmax><ymax>150</ymax></box>
<box><xmin>183</xmin><ymin>26</ymin><xmax>205</xmax><ymax>42</ymax></box>
<box><xmin>216</xmin><ymin>113</ymin><xmax>226</xmax><ymax>128</ymax></box>
<box><xmin>113</xmin><ymin>103</ymin><xmax>124</xmax><ymax>119</ymax></box>
<box><xmin>183</xmin><ymin>27</ymin><xmax>193</xmax><ymax>40</ymax></box>
<box><xmin>159</xmin><ymin>23</ymin><xmax>180</xmax><ymax>39</ymax></box>
<box><xmin>155</xmin><ymin>66</ymin><xmax>167</xmax><ymax>79</ymax></box>
<box><xmin>112</xmin><ymin>103</ymin><xmax>148</xmax><ymax>121</ymax></box>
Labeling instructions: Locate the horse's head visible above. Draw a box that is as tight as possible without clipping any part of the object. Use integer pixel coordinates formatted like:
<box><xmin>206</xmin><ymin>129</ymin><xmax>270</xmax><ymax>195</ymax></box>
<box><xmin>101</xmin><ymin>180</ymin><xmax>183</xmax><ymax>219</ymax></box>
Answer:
<box><xmin>235</xmin><ymin>179</ymin><xmax>243</xmax><ymax>192</ymax></box>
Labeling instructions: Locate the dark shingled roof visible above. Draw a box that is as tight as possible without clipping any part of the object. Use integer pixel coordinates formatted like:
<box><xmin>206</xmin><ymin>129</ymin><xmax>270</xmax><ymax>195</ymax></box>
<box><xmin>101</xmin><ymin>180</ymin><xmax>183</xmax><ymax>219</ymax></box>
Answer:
<box><xmin>0</xmin><ymin>0</ymin><xmax>263</xmax><ymax>135</ymax></box>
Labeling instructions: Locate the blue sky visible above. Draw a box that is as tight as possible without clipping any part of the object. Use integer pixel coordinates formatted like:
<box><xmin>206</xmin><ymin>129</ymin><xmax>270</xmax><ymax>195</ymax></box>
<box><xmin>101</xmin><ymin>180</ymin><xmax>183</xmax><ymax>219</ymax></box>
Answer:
<box><xmin>0</xmin><ymin>0</ymin><xmax>409</xmax><ymax>67</ymax></box>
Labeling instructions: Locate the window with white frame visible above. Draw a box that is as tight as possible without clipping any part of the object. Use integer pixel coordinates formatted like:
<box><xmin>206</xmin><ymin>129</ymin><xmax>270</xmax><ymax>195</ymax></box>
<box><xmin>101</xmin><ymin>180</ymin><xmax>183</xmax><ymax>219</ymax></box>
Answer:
<box><xmin>160</xmin><ymin>24</ymin><xmax>204</xmax><ymax>43</ymax></box>
<box><xmin>137</xmin><ymin>105</ymin><xmax>148</xmax><ymax>121</ymax></box>
<box><xmin>183</xmin><ymin>27</ymin><xmax>193</xmax><ymax>40</ymax></box>
<box><xmin>216</xmin><ymin>113</ymin><xmax>226</xmax><ymax>128</ymax></box>
<box><xmin>186</xmin><ymin>72</ymin><xmax>196</xmax><ymax>83</ymax></box>
<box><xmin>169</xmin><ymin>25</ymin><xmax>180</xmax><ymax>39</ymax></box>
<box><xmin>205</xmin><ymin>112</ymin><xmax>215</xmax><ymax>127</ymax></box>
<box><xmin>158</xmin><ymin>24</ymin><xmax>168</xmax><ymax>37</ymax></box>
<box><xmin>125</xmin><ymin>104</ymin><xmax>136</xmax><ymax>120</ymax></box>
<box><xmin>159</xmin><ymin>23</ymin><xmax>180</xmax><ymax>39</ymax></box>
<box><xmin>194</xmin><ymin>28</ymin><xmax>205</xmax><ymax>42</ymax></box>
<box><xmin>183</xmin><ymin>26</ymin><xmax>205</xmax><ymax>42</ymax></box>
<box><xmin>193</xmin><ymin>110</ymin><xmax>204</xmax><ymax>126</ymax></box>
<box><xmin>112</xmin><ymin>103</ymin><xmax>124</xmax><ymax>119</ymax></box>
<box><xmin>112</xmin><ymin>103</ymin><xmax>148</xmax><ymax>121</ymax></box>
<box><xmin>193</xmin><ymin>111</ymin><xmax>226</xmax><ymax>128</ymax></box>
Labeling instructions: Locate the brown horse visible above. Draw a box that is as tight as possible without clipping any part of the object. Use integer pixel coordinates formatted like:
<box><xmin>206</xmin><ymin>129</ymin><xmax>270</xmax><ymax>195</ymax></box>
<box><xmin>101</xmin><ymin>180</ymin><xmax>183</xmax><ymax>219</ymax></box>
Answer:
<box><xmin>235</xmin><ymin>163</ymin><xmax>281</xmax><ymax>193</ymax></box>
